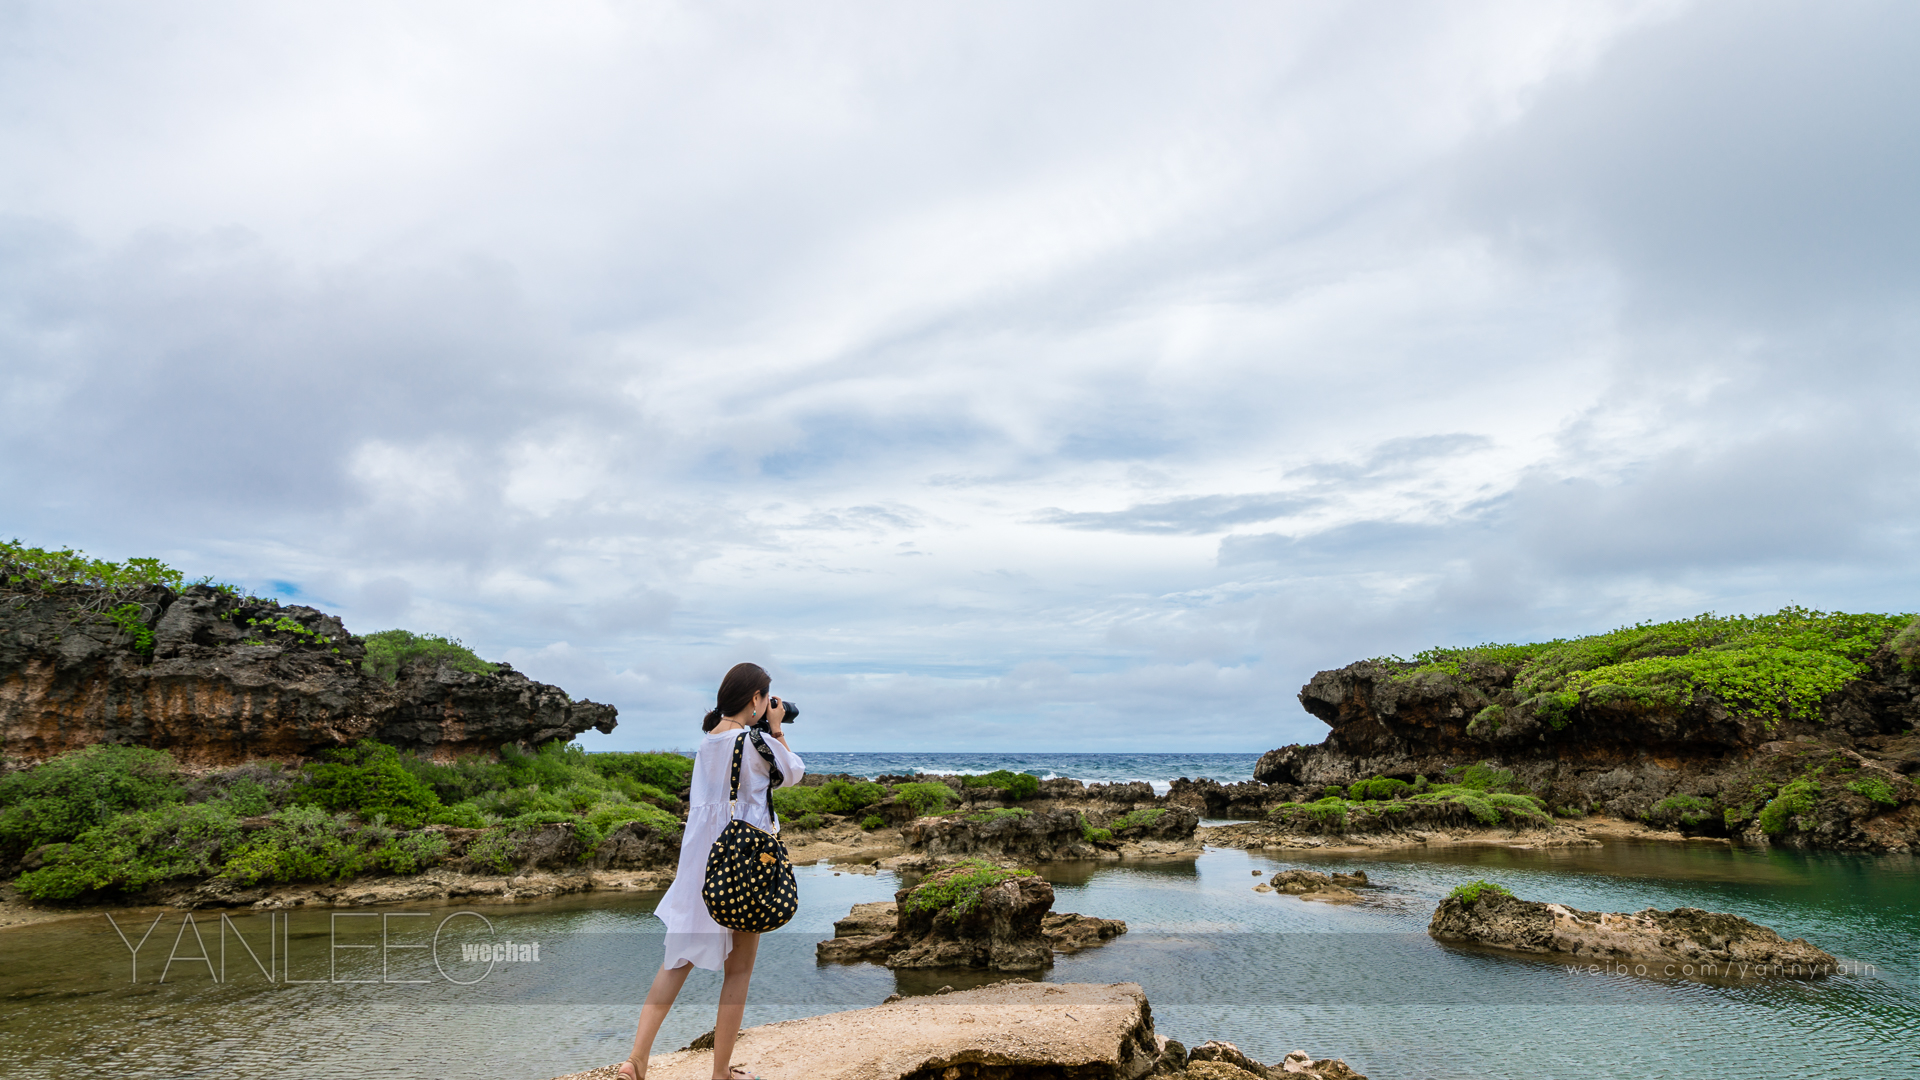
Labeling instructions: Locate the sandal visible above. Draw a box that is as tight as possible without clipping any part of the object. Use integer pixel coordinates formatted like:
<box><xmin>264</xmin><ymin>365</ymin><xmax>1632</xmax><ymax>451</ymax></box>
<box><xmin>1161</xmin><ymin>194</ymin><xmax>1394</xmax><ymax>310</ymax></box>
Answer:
<box><xmin>616</xmin><ymin>1061</ymin><xmax>644</xmax><ymax>1080</ymax></box>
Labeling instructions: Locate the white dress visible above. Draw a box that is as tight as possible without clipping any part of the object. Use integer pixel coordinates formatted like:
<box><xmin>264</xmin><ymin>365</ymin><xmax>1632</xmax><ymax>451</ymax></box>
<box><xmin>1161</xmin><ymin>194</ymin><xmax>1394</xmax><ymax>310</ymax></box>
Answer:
<box><xmin>655</xmin><ymin>727</ymin><xmax>806</xmax><ymax>971</ymax></box>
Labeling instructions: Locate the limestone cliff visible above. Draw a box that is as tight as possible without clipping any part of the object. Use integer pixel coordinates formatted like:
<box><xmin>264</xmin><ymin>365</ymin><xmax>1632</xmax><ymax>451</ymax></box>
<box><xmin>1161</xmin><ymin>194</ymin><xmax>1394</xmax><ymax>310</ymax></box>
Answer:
<box><xmin>0</xmin><ymin>579</ymin><xmax>616</xmax><ymax>766</ymax></box>
<box><xmin>1254</xmin><ymin>646</ymin><xmax>1920</xmax><ymax>852</ymax></box>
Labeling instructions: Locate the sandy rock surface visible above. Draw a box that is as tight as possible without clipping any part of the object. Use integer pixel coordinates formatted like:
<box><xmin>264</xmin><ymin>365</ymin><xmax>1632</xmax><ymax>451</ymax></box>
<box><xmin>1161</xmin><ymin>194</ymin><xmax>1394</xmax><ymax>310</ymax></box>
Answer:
<box><xmin>546</xmin><ymin>981</ymin><xmax>1162</xmax><ymax>1080</ymax></box>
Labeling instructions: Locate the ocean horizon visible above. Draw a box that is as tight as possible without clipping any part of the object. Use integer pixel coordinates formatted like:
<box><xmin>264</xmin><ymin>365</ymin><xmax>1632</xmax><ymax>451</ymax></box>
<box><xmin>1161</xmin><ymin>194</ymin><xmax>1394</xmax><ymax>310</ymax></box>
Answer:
<box><xmin>782</xmin><ymin>751</ymin><xmax>1263</xmax><ymax>796</ymax></box>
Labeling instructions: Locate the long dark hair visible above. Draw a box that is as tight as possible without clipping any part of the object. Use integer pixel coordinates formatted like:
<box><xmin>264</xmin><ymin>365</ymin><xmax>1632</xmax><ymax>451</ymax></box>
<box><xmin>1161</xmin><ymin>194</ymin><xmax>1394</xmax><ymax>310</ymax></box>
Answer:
<box><xmin>702</xmin><ymin>662</ymin><xmax>771</xmax><ymax>731</ymax></box>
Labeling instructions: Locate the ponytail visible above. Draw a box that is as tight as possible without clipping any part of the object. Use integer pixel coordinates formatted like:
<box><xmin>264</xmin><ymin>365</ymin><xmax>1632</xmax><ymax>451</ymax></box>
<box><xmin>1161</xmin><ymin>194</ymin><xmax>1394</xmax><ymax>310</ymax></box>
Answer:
<box><xmin>704</xmin><ymin>662</ymin><xmax>771</xmax><ymax>732</ymax></box>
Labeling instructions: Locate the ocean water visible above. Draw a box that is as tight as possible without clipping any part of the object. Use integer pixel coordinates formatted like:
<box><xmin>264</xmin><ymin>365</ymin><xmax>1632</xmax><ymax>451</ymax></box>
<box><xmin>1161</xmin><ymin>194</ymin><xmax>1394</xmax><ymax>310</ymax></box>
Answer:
<box><xmin>797</xmin><ymin>752</ymin><xmax>1263</xmax><ymax>795</ymax></box>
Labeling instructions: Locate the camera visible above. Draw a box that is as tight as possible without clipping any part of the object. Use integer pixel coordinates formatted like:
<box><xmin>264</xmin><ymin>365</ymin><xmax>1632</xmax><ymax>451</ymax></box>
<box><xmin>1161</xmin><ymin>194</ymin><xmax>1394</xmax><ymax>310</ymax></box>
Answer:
<box><xmin>760</xmin><ymin>697</ymin><xmax>798</xmax><ymax>725</ymax></box>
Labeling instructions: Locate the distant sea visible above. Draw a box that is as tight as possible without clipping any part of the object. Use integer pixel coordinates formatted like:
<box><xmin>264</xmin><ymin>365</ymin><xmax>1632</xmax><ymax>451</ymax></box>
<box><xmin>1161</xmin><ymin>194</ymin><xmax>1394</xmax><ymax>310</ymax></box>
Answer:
<box><xmin>797</xmin><ymin>752</ymin><xmax>1262</xmax><ymax>796</ymax></box>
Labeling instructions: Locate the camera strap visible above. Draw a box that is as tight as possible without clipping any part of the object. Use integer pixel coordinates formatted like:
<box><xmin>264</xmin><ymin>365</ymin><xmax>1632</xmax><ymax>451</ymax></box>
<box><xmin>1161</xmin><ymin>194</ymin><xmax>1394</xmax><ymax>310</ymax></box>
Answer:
<box><xmin>726</xmin><ymin>729</ymin><xmax>785</xmax><ymax>824</ymax></box>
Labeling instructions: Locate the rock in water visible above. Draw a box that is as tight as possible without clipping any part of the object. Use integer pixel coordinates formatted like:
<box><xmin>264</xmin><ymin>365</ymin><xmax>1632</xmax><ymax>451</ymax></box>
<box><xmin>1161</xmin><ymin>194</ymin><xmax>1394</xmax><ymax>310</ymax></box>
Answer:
<box><xmin>817</xmin><ymin>893</ymin><xmax>1127</xmax><ymax>969</ymax></box>
<box><xmin>546</xmin><ymin>982</ymin><xmax>1169</xmax><ymax>1080</ymax></box>
<box><xmin>1265</xmin><ymin>868</ymin><xmax>1369</xmax><ymax>901</ymax></box>
<box><xmin>1428</xmin><ymin>889</ymin><xmax>1840</xmax><ymax>977</ymax></box>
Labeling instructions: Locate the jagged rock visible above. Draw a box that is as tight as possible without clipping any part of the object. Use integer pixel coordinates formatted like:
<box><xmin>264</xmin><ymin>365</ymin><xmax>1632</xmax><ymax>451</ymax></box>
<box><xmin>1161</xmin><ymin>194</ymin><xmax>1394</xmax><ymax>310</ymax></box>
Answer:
<box><xmin>1265</xmin><ymin>868</ymin><xmax>1367</xmax><ymax>902</ymax></box>
<box><xmin>818</xmin><ymin>889</ymin><xmax>1126</xmax><ymax>970</ymax></box>
<box><xmin>586</xmin><ymin>820</ymin><xmax>682</xmax><ymax>870</ymax></box>
<box><xmin>1166</xmin><ymin>778</ymin><xmax>1289</xmax><ymax>819</ymax></box>
<box><xmin>0</xmin><ymin>579</ymin><xmax>615</xmax><ymax>765</ymax></box>
<box><xmin>1178</xmin><ymin>1041</ymin><xmax>1369</xmax><ymax>1080</ymax></box>
<box><xmin>1251</xmin><ymin>651</ymin><xmax>1920</xmax><ymax>853</ymax></box>
<box><xmin>1186</xmin><ymin>1040</ymin><xmax>1269</xmax><ymax>1075</ymax></box>
<box><xmin>1429</xmin><ymin>889</ymin><xmax>1840</xmax><ymax>977</ymax></box>
<box><xmin>903</xmin><ymin>808</ymin><xmax>1101</xmax><ymax>861</ymax></box>
<box><xmin>549</xmin><ymin>981</ymin><xmax>1166</xmax><ymax>1080</ymax></box>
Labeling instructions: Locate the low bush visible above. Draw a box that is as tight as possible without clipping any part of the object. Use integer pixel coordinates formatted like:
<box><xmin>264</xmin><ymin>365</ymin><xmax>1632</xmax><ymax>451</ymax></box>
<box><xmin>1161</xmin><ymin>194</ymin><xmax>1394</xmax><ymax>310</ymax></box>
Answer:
<box><xmin>220</xmin><ymin>805</ymin><xmax>369</xmax><ymax>885</ymax></box>
<box><xmin>15</xmin><ymin>802</ymin><xmax>244</xmax><ymax>900</ymax></box>
<box><xmin>1846</xmin><ymin>777</ymin><xmax>1899</xmax><ymax>807</ymax></box>
<box><xmin>966</xmin><ymin>807</ymin><xmax>1032</xmax><ymax>823</ymax></box>
<box><xmin>298</xmin><ymin>741</ymin><xmax>442</xmax><ymax>828</ymax></box>
<box><xmin>360</xmin><ymin>629</ymin><xmax>497</xmax><ymax>684</ymax></box>
<box><xmin>795</xmin><ymin>812</ymin><xmax>825</xmax><ymax>830</ymax></box>
<box><xmin>772</xmin><ymin>778</ymin><xmax>887</xmax><ymax>818</ymax></box>
<box><xmin>1108</xmin><ymin>808</ymin><xmax>1166</xmax><ymax>831</ymax></box>
<box><xmin>962</xmin><ymin>770</ymin><xmax>1040</xmax><ymax>800</ymax></box>
<box><xmin>1757</xmin><ymin>777</ymin><xmax>1822</xmax><ymax>835</ymax></box>
<box><xmin>892</xmin><ymin>781</ymin><xmax>955</xmax><ymax>817</ymax></box>
<box><xmin>586</xmin><ymin>751</ymin><xmax>695</xmax><ymax>794</ymax></box>
<box><xmin>0</xmin><ymin>744</ymin><xmax>183</xmax><ymax>860</ymax></box>
<box><xmin>584</xmin><ymin>801</ymin><xmax>679</xmax><ymax>838</ymax></box>
<box><xmin>1349</xmin><ymin>777</ymin><xmax>1412</xmax><ymax>801</ymax></box>
<box><xmin>369</xmin><ymin>830</ymin><xmax>451</xmax><ymax>875</ymax></box>
<box><xmin>1448</xmin><ymin>879</ymin><xmax>1513</xmax><ymax>904</ymax></box>
<box><xmin>900</xmin><ymin>857</ymin><xmax>1035</xmax><ymax>916</ymax></box>
<box><xmin>1650</xmin><ymin>793</ymin><xmax>1716</xmax><ymax>827</ymax></box>
<box><xmin>861</xmin><ymin>814</ymin><xmax>885</xmax><ymax>830</ymax></box>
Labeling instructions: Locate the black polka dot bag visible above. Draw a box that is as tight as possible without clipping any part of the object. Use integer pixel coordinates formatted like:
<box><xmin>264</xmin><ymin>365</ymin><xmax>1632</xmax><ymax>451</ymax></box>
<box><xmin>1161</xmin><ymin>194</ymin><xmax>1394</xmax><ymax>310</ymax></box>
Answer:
<box><xmin>701</xmin><ymin>729</ymin><xmax>799</xmax><ymax>933</ymax></box>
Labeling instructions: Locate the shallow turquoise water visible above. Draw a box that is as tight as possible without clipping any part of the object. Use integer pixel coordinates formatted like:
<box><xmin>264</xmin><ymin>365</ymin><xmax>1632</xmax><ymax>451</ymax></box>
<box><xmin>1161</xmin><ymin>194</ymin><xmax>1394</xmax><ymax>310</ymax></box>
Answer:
<box><xmin>0</xmin><ymin>841</ymin><xmax>1913</xmax><ymax>1080</ymax></box>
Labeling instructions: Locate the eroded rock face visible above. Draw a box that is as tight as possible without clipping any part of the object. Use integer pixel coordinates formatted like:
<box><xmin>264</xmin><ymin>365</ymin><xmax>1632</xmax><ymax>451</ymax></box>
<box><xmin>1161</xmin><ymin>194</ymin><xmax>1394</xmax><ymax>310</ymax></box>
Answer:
<box><xmin>1251</xmin><ymin>654</ymin><xmax>1920</xmax><ymax>853</ymax></box>
<box><xmin>903</xmin><ymin>809</ymin><xmax>1101</xmax><ymax>861</ymax></box>
<box><xmin>1428</xmin><ymin>890</ymin><xmax>1840</xmax><ymax>977</ymax></box>
<box><xmin>817</xmin><ymin>887</ymin><xmax>1127</xmax><ymax>971</ymax></box>
<box><xmin>0</xmin><ymin>581</ymin><xmax>616</xmax><ymax>765</ymax></box>
<box><xmin>1262</xmin><ymin>868</ymin><xmax>1369</xmax><ymax>902</ymax></box>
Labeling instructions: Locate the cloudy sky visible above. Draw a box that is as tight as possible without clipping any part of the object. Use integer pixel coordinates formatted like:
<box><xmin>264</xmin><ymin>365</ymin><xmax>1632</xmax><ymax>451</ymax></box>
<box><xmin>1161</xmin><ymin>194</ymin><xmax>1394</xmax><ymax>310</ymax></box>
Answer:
<box><xmin>3</xmin><ymin>1</ymin><xmax>1915</xmax><ymax>753</ymax></box>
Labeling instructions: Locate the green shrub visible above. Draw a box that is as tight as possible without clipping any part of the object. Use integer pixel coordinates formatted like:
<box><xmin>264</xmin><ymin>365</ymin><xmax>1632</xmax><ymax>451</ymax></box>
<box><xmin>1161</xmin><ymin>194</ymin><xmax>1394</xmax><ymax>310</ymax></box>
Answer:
<box><xmin>584</xmin><ymin>801</ymin><xmax>679</xmax><ymax>837</ymax></box>
<box><xmin>1487</xmin><ymin>792</ymin><xmax>1550</xmax><ymax>823</ymax></box>
<box><xmin>1650</xmin><ymin>793</ymin><xmax>1716</xmax><ymax>827</ymax></box>
<box><xmin>587</xmin><ymin>751</ymin><xmax>694</xmax><ymax>793</ymax></box>
<box><xmin>966</xmin><ymin>807</ymin><xmax>1033</xmax><ymax>823</ymax></box>
<box><xmin>369</xmin><ymin>831</ymin><xmax>451</xmax><ymax>875</ymax></box>
<box><xmin>298</xmin><ymin>740</ymin><xmax>443</xmax><ymax>827</ymax></box>
<box><xmin>1892</xmin><ymin>616</ymin><xmax>1920</xmax><ymax>673</ymax></box>
<box><xmin>1349</xmin><ymin>777</ymin><xmax>1412</xmax><ymax>801</ymax></box>
<box><xmin>430</xmin><ymin>801</ymin><xmax>489</xmax><ymax>829</ymax></box>
<box><xmin>961</xmin><ymin>770</ymin><xmax>1041</xmax><ymax>800</ymax></box>
<box><xmin>15</xmin><ymin>802</ymin><xmax>243</xmax><ymax>900</ymax></box>
<box><xmin>220</xmin><ymin>805</ymin><xmax>368</xmax><ymax>885</ymax></box>
<box><xmin>471</xmin><ymin>785</ymin><xmax>569</xmax><ymax>820</ymax></box>
<box><xmin>0</xmin><ymin>744</ymin><xmax>183</xmax><ymax>859</ymax></box>
<box><xmin>861</xmin><ymin>814</ymin><xmax>885</xmax><ymax>830</ymax></box>
<box><xmin>221</xmin><ymin>777</ymin><xmax>272</xmax><ymax>818</ymax></box>
<box><xmin>1757</xmin><ymin>777</ymin><xmax>1822</xmax><ymax>835</ymax></box>
<box><xmin>1845</xmin><ymin>777</ymin><xmax>1899</xmax><ymax>808</ymax></box>
<box><xmin>1303</xmin><ymin>796</ymin><xmax>1349</xmax><ymax>828</ymax></box>
<box><xmin>1450</xmin><ymin>793</ymin><xmax>1499</xmax><ymax>825</ymax></box>
<box><xmin>360</xmin><ymin>629</ymin><xmax>497</xmax><ymax>683</ymax></box>
<box><xmin>1449</xmin><ymin>762</ymin><xmax>1517</xmax><ymax>792</ymax></box>
<box><xmin>466</xmin><ymin>827</ymin><xmax>519</xmax><ymax>874</ymax></box>
<box><xmin>1322</xmin><ymin>785</ymin><xmax>1346</xmax><ymax>798</ymax></box>
<box><xmin>1466</xmin><ymin>705</ymin><xmax>1505</xmax><ymax>736</ymax></box>
<box><xmin>1447</xmin><ymin>879</ymin><xmax>1513</xmax><ymax>904</ymax></box>
<box><xmin>774</xmin><ymin>778</ymin><xmax>888</xmax><ymax>819</ymax></box>
<box><xmin>1554</xmin><ymin>804</ymin><xmax>1587</xmax><ymax>818</ymax></box>
<box><xmin>900</xmin><ymin>857</ymin><xmax>1035</xmax><ymax>916</ymax></box>
<box><xmin>795</xmin><ymin>812</ymin><xmax>825</xmax><ymax>830</ymax></box>
<box><xmin>892</xmin><ymin>781</ymin><xmax>954</xmax><ymax>817</ymax></box>
<box><xmin>1109</xmin><ymin>808</ymin><xmax>1167</xmax><ymax>831</ymax></box>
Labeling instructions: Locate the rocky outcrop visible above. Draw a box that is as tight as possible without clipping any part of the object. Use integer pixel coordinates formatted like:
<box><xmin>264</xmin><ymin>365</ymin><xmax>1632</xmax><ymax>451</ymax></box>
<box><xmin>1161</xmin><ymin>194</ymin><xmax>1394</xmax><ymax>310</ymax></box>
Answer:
<box><xmin>819</xmin><ymin>899</ymin><xmax>1127</xmax><ymax>967</ymax></box>
<box><xmin>1166</xmin><ymin>778</ymin><xmax>1290</xmax><ymax>819</ymax></box>
<box><xmin>0</xmin><ymin>579</ymin><xmax>615</xmax><ymax>765</ymax></box>
<box><xmin>1253</xmin><ymin>652</ymin><xmax>1920</xmax><ymax>853</ymax></box>
<box><xmin>1428</xmin><ymin>888</ymin><xmax>1840</xmax><ymax>977</ymax></box>
<box><xmin>816</xmin><ymin>869</ymin><xmax>1082</xmax><ymax>971</ymax></box>
<box><xmin>901</xmin><ymin>806</ymin><xmax>1201</xmax><ymax>863</ymax></box>
<box><xmin>1255</xmin><ymin>868</ymin><xmax>1369</xmax><ymax>902</ymax></box>
<box><xmin>1182</xmin><ymin>1041</ymin><xmax>1367</xmax><ymax>1080</ymax></box>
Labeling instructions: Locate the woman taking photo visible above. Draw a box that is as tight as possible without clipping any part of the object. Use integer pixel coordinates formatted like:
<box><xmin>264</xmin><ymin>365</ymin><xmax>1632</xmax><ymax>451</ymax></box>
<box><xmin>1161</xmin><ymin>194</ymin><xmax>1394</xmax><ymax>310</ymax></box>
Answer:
<box><xmin>618</xmin><ymin>662</ymin><xmax>803</xmax><ymax>1080</ymax></box>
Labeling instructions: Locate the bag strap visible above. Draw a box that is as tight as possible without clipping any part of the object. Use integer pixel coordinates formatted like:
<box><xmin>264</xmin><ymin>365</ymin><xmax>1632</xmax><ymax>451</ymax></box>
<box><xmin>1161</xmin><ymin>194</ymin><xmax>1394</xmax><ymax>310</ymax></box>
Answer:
<box><xmin>725</xmin><ymin>729</ymin><xmax>787</xmax><ymax>825</ymax></box>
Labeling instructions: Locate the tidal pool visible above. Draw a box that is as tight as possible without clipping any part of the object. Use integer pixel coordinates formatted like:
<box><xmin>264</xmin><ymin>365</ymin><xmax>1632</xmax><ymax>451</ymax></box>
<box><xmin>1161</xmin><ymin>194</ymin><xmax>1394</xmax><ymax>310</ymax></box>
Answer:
<box><xmin>1</xmin><ymin>841</ymin><xmax>1913</xmax><ymax>1080</ymax></box>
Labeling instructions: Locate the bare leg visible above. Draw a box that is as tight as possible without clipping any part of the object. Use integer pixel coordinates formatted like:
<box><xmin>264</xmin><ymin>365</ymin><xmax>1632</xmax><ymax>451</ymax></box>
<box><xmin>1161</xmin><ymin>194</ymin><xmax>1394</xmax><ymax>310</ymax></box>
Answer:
<box><xmin>709</xmin><ymin>931</ymin><xmax>760</xmax><ymax>1080</ymax></box>
<box><xmin>622</xmin><ymin>961</ymin><xmax>694</xmax><ymax>1078</ymax></box>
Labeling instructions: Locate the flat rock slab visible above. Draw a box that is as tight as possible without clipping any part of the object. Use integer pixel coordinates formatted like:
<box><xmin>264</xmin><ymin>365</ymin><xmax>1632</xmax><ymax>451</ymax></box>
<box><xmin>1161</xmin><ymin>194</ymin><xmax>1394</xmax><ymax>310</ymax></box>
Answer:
<box><xmin>1430</xmin><ymin>891</ymin><xmax>1840</xmax><ymax>977</ymax></box>
<box><xmin>546</xmin><ymin>981</ymin><xmax>1159</xmax><ymax>1080</ymax></box>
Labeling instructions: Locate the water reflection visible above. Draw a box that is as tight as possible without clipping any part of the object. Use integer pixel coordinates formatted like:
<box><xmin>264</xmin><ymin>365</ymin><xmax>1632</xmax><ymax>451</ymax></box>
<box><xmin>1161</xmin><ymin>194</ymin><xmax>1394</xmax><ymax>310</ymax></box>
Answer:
<box><xmin>0</xmin><ymin>844</ymin><xmax>1914</xmax><ymax>1080</ymax></box>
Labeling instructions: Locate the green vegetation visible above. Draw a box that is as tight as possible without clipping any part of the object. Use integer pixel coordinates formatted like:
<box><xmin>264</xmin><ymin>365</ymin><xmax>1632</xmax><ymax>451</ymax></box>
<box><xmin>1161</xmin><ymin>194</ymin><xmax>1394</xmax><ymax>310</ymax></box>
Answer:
<box><xmin>0</xmin><ymin>538</ymin><xmax>241</xmax><ymax>596</ymax></box>
<box><xmin>961</xmin><ymin>770</ymin><xmax>1041</xmax><ymax>800</ymax></box>
<box><xmin>794</xmin><ymin>812</ymin><xmax>825</xmax><ymax>830</ymax></box>
<box><xmin>1267</xmin><ymin>761</ymin><xmax>1549</xmax><ymax>831</ymax></box>
<box><xmin>1447</xmin><ymin>880</ymin><xmax>1513</xmax><ymax>904</ymax></box>
<box><xmin>967</xmin><ymin>807</ymin><xmax>1033</xmax><ymax>823</ymax></box>
<box><xmin>1349</xmin><ymin>777</ymin><xmax>1412</xmax><ymax>800</ymax></box>
<box><xmin>1757</xmin><ymin>777</ymin><xmax>1822</xmax><ymax>835</ymax></box>
<box><xmin>0</xmin><ymin>745</ymin><xmax>182</xmax><ymax>861</ymax></box>
<box><xmin>3</xmin><ymin>738</ymin><xmax>698</xmax><ymax>900</ymax></box>
<box><xmin>1388</xmin><ymin>608</ymin><xmax>1914</xmax><ymax>730</ymax></box>
<box><xmin>1650</xmin><ymin>794</ymin><xmax>1716</xmax><ymax>827</ymax></box>
<box><xmin>1108</xmin><ymin>807</ymin><xmax>1166</xmax><ymax>832</ymax></box>
<box><xmin>771</xmin><ymin>778</ymin><xmax>887</xmax><ymax>818</ymax></box>
<box><xmin>891</xmin><ymin>781</ymin><xmax>955</xmax><ymax>817</ymax></box>
<box><xmin>1845</xmin><ymin>777</ymin><xmax>1899</xmax><ymax>808</ymax></box>
<box><xmin>861</xmin><ymin>814</ymin><xmax>885</xmax><ymax>830</ymax></box>
<box><xmin>900</xmin><ymin>857</ymin><xmax>1035</xmax><ymax>917</ymax></box>
<box><xmin>360</xmin><ymin>629</ymin><xmax>498</xmax><ymax>683</ymax></box>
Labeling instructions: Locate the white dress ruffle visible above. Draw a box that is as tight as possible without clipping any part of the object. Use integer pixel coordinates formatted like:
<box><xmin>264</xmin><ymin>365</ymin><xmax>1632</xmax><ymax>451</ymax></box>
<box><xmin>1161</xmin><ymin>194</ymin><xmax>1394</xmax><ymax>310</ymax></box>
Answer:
<box><xmin>655</xmin><ymin>728</ymin><xmax>805</xmax><ymax>971</ymax></box>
